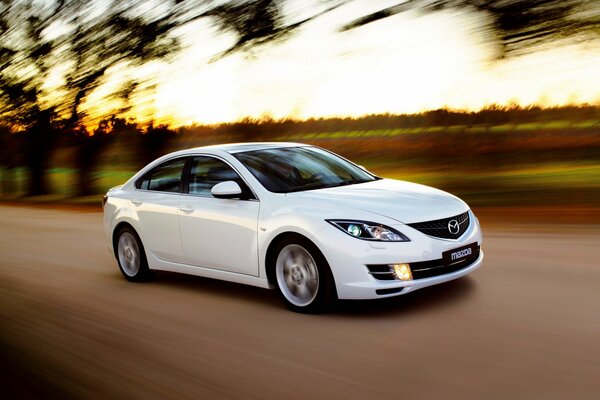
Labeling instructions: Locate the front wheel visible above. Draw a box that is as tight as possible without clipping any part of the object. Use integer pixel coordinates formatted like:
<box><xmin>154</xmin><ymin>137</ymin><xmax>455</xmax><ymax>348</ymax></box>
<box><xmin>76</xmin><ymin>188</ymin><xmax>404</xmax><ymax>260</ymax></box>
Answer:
<box><xmin>274</xmin><ymin>237</ymin><xmax>336</xmax><ymax>313</ymax></box>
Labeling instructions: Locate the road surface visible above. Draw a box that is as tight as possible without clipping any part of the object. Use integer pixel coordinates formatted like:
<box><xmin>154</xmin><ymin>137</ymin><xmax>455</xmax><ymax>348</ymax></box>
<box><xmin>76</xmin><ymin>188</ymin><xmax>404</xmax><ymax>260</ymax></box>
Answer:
<box><xmin>0</xmin><ymin>205</ymin><xmax>598</xmax><ymax>399</ymax></box>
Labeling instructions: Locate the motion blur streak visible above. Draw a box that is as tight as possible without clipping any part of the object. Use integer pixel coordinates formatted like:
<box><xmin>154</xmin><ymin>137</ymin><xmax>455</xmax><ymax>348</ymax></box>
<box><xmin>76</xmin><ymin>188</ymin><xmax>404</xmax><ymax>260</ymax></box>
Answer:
<box><xmin>0</xmin><ymin>205</ymin><xmax>598</xmax><ymax>399</ymax></box>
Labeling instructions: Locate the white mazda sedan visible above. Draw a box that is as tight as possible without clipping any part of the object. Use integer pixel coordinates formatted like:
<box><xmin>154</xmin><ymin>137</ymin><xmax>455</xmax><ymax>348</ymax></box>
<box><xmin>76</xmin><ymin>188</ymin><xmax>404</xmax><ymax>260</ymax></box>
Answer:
<box><xmin>103</xmin><ymin>143</ymin><xmax>483</xmax><ymax>312</ymax></box>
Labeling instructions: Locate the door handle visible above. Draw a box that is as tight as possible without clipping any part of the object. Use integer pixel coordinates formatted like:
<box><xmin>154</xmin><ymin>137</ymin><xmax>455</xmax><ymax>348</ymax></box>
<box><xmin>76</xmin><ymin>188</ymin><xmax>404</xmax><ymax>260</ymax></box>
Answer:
<box><xmin>179</xmin><ymin>205</ymin><xmax>194</xmax><ymax>213</ymax></box>
<box><xmin>131</xmin><ymin>199</ymin><xmax>143</xmax><ymax>206</ymax></box>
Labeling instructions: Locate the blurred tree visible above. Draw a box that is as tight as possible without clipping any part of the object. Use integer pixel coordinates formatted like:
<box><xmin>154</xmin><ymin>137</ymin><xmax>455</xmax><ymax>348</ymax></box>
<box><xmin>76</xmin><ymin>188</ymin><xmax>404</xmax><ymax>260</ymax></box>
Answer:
<box><xmin>71</xmin><ymin>121</ymin><xmax>114</xmax><ymax>197</ymax></box>
<box><xmin>0</xmin><ymin>0</ymin><xmax>334</xmax><ymax>196</ymax></box>
<box><xmin>204</xmin><ymin>0</ymin><xmax>340</xmax><ymax>60</ymax></box>
<box><xmin>23</xmin><ymin>109</ymin><xmax>61</xmax><ymax>195</ymax></box>
<box><xmin>139</xmin><ymin>123</ymin><xmax>178</xmax><ymax>167</ymax></box>
<box><xmin>0</xmin><ymin>0</ymin><xmax>61</xmax><ymax>195</ymax></box>
<box><xmin>0</xmin><ymin>124</ymin><xmax>17</xmax><ymax>196</ymax></box>
<box><xmin>340</xmin><ymin>0</ymin><xmax>600</xmax><ymax>57</ymax></box>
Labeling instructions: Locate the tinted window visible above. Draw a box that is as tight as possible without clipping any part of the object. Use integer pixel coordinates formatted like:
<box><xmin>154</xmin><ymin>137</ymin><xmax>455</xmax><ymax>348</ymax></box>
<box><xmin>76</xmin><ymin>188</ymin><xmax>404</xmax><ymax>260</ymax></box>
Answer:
<box><xmin>188</xmin><ymin>156</ymin><xmax>247</xmax><ymax>198</ymax></box>
<box><xmin>136</xmin><ymin>157</ymin><xmax>186</xmax><ymax>193</ymax></box>
<box><xmin>234</xmin><ymin>146</ymin><xmax>378</xmax><ymax>193</ymax></box>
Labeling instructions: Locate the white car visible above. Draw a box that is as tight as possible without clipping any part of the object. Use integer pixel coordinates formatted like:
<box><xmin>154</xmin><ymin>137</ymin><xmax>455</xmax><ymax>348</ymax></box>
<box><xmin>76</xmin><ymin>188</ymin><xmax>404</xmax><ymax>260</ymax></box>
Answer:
<box><xmin>103</xmin><ymin>143</ymin><xmax>483</xmax><ymax>312</ymax></box>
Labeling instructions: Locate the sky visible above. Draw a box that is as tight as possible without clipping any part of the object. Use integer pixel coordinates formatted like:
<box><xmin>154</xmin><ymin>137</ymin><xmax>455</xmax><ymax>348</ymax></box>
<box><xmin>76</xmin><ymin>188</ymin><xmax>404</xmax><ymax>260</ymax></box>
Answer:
<box><xmin>84</xmin><ymin>0</ymin><xmax>600</xmax><ymax>125</ymax></box>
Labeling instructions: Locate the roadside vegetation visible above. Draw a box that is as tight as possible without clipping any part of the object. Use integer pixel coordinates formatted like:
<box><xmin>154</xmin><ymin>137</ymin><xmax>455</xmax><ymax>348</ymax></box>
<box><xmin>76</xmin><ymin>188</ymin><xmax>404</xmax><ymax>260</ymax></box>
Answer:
<box><xmin>1</xmin><ymin>105</ymin><xmax>599</xmax><ymax>207</ymax></box>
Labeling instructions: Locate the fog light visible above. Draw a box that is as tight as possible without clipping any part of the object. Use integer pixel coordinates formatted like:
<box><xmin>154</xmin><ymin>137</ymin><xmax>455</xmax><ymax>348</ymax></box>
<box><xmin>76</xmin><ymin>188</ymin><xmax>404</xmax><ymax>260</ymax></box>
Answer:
<box><xmin>392</xmin><ymin>263</ymin><xmax>412</xmax><ymax>281</ymax></box>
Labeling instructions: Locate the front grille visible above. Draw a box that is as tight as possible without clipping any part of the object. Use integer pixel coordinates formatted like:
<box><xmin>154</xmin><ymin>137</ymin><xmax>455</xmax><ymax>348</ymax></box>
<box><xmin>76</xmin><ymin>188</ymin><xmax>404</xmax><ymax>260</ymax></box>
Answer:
<box><xmin>366</xmin><ymin>245</ymin><xmax>480</xmax><ymax>281</ymax></box>
<box><xmin>407</xmin><ymin>211</ymin><xmax>470</xmax><ymax>239</ymax></box>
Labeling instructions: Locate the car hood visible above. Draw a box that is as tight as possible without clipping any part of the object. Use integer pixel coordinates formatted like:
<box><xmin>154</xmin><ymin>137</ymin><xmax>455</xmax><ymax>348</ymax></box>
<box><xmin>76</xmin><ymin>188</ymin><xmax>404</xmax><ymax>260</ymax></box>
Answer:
<box><xmin>286</xmin><ymin>178</ymin><xmax>468</xmax><ymax>224</ymax></box>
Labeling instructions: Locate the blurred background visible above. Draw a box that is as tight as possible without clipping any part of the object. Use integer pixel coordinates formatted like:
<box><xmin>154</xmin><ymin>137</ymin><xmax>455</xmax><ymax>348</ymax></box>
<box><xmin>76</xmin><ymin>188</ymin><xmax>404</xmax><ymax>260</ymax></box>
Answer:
<box><xmin>0</xmin><ymin>0</ymin><xmax>599</xmax><ymax>209</ymax></box>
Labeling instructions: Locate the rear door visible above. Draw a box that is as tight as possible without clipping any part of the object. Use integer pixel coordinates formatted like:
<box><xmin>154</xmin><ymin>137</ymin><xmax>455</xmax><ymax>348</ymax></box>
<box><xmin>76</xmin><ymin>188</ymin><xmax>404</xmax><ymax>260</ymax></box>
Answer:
<box><xmin>132</xmin><ymin>157</ymin><xmax>188</xmax><ymax>264</ymax></box>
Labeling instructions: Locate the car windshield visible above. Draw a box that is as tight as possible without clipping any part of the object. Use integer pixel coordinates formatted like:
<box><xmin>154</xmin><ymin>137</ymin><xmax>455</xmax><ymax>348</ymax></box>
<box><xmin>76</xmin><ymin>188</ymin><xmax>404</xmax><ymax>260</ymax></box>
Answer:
<box><xmin>234</xmin><ymin>146</ymin><xmax>379</xmax><ymax>193</ymax></box>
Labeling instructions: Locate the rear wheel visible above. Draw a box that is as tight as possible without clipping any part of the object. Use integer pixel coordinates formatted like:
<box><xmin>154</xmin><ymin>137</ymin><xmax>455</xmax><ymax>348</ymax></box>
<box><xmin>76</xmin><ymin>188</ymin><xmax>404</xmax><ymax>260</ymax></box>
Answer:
<box><xmin>274</xmin><ymin>237</ymin><xmax>336</xmax><ymax>313</ymax></box>
<box><xmin>115</xmin><ymin>227</ymin><xmax>154</xmax><ymax>282</ymax></box>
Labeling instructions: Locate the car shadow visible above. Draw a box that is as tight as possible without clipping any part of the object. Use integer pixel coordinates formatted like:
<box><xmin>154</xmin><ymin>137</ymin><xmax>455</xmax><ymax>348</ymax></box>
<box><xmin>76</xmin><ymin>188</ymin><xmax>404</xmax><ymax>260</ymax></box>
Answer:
<box><xmin>144</xmin><ymin>270</ymin><xmax>477</xmax><ymax>317</ymax></box>
<box><xmin>152</xmin><ymin>271</ymin><xmax>280</xmax><ymax>307</ymax></box>
<box><xmin>331</xmin><ymin>277</ymin><xmax>477</xmax><ymax>317</ymax></box>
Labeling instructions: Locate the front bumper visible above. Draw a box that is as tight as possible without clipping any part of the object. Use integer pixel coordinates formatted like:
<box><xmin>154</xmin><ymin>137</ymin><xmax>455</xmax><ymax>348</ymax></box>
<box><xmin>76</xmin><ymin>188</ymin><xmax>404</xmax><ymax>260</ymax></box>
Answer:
<box><xmin>342</xmin><ymin>251</ymin><xmax>483</xmax><ymax>299</ymax></box>
<box><xmin>316</xmin><ymin>210</ymin><xmax>484</xmax><ymax>300</ymax></box>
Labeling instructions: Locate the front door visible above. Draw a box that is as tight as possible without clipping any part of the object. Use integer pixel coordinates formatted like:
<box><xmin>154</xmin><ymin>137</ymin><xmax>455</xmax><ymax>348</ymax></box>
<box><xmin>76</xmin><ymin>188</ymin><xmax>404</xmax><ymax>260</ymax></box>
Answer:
<box><xmin>178</xmin><ymin>155</ymin><xmax>260</xmax><ymax>276</ymax></box>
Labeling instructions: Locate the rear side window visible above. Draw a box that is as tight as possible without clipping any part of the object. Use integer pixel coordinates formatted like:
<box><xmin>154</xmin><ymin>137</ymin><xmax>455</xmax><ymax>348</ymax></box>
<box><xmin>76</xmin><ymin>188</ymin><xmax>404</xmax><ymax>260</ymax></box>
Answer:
<box><xmin>136</xmin><ymin>157</ymin><xmax>187</xmax><ymax>193</ymax></box>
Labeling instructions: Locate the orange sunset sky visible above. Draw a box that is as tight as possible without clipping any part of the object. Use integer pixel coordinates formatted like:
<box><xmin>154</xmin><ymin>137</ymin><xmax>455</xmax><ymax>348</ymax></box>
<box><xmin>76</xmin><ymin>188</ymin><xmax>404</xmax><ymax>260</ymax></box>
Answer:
<box><xmin>62</xmin><ymin>0</ymin><xmax>600</xmax><ymax>125</ymax></box>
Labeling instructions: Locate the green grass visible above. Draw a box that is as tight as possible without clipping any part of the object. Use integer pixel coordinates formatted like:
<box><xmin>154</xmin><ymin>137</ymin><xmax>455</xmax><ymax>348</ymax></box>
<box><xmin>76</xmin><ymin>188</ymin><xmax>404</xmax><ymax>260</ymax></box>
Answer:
<box><xmin>276</xmin><ymin>119</ymin><xmax>600</xmax><ymax>140</ymax></box>
<box><xmin>0</xmin><ymin>167</ymin><xmax>135</xmax><ymax>198</ymax></box>
<box><xmin>4</xmin><ymin>161</ymin><xmax>599</xmax><ymax>208</ymax></box>
<box><xmin>374</xmin><ymin>163</ymin><xmax>600</xmax><ymax>189</ymax></box>
<box><xmin>368</xmin><ymin>162</ymin><xmax>600</xmax><ymax>206</ymax></box>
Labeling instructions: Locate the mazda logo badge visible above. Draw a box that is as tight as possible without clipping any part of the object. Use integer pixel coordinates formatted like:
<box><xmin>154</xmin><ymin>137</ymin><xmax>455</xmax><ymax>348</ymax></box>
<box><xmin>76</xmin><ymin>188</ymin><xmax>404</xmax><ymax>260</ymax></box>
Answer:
<box><xmin>448</xmin><ymin>219</ymin><xmax>460</xmax><ymax>234</ymax></box>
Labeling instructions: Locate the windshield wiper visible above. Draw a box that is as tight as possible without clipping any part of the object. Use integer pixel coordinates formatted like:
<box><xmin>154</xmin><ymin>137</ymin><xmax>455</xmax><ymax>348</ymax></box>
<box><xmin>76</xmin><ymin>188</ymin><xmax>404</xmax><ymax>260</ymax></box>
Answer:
<box><xmin>286</xmin><ymin>177</ymin><xmax>376</xmax><ymax>193</ymax></box>
<box><xmin>288</xmin><ymin>179</ymin><xmax>370</xmax><ymax>192</ymax></box>
<box><xmin>335</xmin><ymin>179</ymin><xmax>372</xmax><ymax>186</ymax></box>
<box><xmin>286</xmin><ymin>182</ymin><xmax>333</xmax><ymax>193</ymax></box>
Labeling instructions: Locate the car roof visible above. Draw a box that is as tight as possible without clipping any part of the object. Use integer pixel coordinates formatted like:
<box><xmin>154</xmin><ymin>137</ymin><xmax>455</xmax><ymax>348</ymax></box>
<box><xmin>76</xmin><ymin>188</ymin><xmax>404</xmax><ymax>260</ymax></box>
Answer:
<box><xmin>190</xmin><ymin>142</ymin><xmax>307</xmax><ymax>154</ymax></box>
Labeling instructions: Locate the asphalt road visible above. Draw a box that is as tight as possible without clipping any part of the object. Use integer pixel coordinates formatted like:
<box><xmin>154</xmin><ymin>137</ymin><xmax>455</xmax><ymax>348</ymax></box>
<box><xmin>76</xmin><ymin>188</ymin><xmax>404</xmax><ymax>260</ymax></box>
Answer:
<box><xmin>0</xmin><ymin>205</ymin><xmax>598</xmax><ymax>399</ymax></box>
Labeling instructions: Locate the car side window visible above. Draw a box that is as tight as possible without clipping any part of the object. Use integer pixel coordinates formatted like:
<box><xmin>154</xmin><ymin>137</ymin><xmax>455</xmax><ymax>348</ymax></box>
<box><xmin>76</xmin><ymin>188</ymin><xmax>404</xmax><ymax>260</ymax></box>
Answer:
<box><xmin>188</xmin><ymin>156</ymin><xmax>248</xmax><ymax>198</ymax></box>
<box><xmin>136</xmin><ymin>157</ymin><xmax>187</xmax><ymax>193</ymax></box>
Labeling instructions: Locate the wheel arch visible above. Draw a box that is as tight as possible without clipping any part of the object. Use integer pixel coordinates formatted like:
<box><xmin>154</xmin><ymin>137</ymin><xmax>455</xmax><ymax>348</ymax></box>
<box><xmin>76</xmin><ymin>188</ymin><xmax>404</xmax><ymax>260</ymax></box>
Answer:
<box><xmin>112</xmin><ymin>221</ymin><xmax>137</xmax><ymax>259</ymax></box>
<box><xmin>264</xmin><ymin>231</ymin><xmax>332</xmax><ymax>287</ymax></box>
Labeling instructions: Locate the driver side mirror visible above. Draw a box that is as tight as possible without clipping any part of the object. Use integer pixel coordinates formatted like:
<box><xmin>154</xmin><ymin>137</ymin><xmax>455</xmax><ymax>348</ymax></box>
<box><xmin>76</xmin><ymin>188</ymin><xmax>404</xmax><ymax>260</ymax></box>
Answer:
<box><xmin>211</xmin><ymin>181</ymin><xmax>242</xmax><ymax>199</ymax></box>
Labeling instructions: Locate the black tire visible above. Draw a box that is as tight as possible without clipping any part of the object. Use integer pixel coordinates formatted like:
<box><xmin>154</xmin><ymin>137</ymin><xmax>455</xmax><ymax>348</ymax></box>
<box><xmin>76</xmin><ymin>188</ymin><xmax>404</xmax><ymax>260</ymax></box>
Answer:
<box><xmin>115</xmin><ymin>226</ymin><xmax>154</xmax><ymax>282</ymax></box>
<box><xmin>272</xmin><ymin>235</ymin><xmax>336</xmax><ymax>313</ymax></box>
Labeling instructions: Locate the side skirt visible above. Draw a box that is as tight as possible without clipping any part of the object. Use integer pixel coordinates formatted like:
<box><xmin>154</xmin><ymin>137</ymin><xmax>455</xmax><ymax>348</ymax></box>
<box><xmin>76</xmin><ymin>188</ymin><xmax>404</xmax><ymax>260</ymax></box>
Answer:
<box><xmin>147</xmin><ymin>254</ymin><xmax>273</xmax><ymax>289</ymax></box>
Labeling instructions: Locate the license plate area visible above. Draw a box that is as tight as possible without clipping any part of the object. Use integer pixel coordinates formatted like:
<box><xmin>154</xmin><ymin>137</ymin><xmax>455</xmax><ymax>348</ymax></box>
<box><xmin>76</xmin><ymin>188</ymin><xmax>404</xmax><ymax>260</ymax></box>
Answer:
<box><xmin>442</xmin><ymin>243</ymin><xmax>478</xmax><ymax>266</ymax></box>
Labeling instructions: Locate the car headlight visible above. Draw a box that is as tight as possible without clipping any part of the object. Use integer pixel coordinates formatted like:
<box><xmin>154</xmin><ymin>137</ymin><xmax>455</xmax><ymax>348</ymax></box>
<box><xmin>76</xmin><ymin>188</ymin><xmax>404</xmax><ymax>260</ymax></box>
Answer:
<box><xmin>326</xmin><ymin>220</ymin><xmax>410</xmax><ymax>242</ymax></box>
